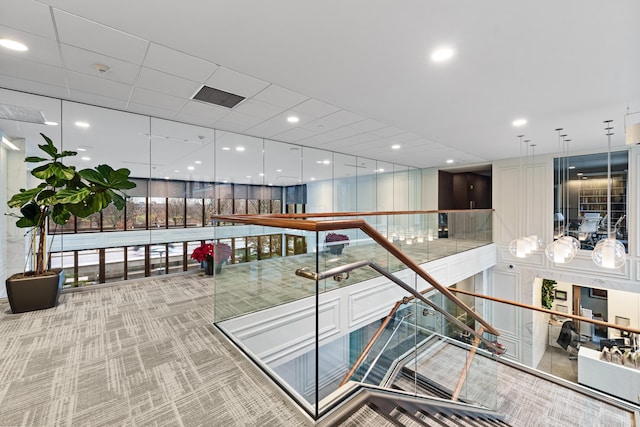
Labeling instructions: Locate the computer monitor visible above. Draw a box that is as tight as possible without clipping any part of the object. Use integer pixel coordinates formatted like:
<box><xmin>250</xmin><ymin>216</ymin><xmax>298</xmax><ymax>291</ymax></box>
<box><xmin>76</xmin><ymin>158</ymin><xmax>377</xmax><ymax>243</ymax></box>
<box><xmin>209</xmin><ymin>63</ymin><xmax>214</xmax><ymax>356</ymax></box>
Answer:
<box><xmin>615</xmin><ymin>316</ymin><xmax>631</xmax><ymax>337</ymax></box>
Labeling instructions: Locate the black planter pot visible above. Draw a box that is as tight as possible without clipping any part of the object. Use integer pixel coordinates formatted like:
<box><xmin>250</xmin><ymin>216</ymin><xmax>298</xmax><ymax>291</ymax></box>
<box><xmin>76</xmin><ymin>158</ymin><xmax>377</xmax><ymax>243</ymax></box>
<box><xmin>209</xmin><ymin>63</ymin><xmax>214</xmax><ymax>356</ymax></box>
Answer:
<box><xmin>5</xmin><ymin>269</ymin><xmax>63</xmax><ymax>314</ymax></box>
<box><xmin>204</xmin><ymin>261</ymin><xmax>223</xmax><ymax>275</ymax></box>
<box><xmin>328</xmin><ymin>244</ymin><xmax>344</xmax><ymax>255</ymax></box>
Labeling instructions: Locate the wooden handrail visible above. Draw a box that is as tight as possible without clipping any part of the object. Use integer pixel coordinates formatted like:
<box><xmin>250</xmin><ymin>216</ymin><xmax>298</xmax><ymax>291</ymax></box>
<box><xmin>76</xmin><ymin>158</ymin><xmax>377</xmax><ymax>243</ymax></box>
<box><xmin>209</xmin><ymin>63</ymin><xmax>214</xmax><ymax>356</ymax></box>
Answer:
<box><xmin>225</xmin><ymin>209</ymin><xmax>493</xmax><ymax>220</ymax></box>
<box><xmin>452</xmin><ymin>326</ymin><xmax>485</xmax><ymax>401</ymax></box>
<box><xmin>338</xmin><ymin>301</ymin><xmax>405</xmax><ymax>387</ymax></box>
<box><xmin>211</xmin><ymin>214</ymin><xmax>499</xmax><ymax>336</ymax></box>
<box><xmin>450</xmin><ymin>288</ymin><xmax>640</xmax><ymax>336</ymax></box>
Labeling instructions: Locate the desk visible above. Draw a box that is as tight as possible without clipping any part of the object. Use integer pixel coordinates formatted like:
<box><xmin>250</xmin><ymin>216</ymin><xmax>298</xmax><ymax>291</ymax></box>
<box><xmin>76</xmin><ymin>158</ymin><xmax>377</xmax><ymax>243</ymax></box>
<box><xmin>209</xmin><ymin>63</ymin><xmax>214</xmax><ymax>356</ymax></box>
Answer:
<box><xmin>578</xmin><ymin>347</ymin><xmax>640</xmax><ymax>403</ymax></box>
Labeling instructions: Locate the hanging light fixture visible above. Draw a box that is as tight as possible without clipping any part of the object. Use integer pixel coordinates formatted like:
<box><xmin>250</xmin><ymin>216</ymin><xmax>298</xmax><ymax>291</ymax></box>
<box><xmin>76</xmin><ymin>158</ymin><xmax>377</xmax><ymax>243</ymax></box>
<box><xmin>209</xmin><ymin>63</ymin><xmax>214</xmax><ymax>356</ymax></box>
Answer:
<box><xmin>509</xmin><ymin>135</ymin><xmax>534</xmax><ymax>258</ymax></box>
<box><xmin>592</xmin><ymin>120</ymin><xmax>626</xmax><ymax>269</ymax></box>
<box><xmin>545</xmin><ymin>129</ymin><xmax>579</xmax><ymax>263</ymax></box>
<box><xmin>526</xmin><ymin>142</ymin><xmax>543</xmax><ymax>251</ymax></box>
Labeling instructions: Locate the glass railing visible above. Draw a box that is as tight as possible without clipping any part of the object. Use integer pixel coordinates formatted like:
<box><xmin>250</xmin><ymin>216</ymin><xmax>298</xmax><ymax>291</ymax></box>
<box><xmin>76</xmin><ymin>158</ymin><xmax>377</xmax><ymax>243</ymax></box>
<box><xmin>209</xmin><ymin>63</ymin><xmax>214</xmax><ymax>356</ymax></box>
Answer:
<box><xmin>210</xmin><ymin>210</ymin><xmax>497</xmax><ymax>419</ymax></box>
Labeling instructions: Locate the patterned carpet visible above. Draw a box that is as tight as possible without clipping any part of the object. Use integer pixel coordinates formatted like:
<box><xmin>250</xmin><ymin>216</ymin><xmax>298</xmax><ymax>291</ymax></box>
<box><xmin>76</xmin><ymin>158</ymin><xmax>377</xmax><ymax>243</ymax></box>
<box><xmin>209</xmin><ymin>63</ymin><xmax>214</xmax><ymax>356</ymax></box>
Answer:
<box><xmin>0</xmin><ymin>274</ymin><xmax>310</xmax><ymax>427</ymax></box>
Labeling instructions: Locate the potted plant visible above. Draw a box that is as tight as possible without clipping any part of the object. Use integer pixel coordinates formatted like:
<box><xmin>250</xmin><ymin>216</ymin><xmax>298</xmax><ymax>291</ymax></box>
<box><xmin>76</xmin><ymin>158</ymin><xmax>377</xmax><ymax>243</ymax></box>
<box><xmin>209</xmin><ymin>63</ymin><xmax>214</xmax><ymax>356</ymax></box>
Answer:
<box><xmin>6</xmin><ymin>133</ymin><xmax>136</xmax><ymax>313</ymax></box>
<box><xmin>190</xmin><ymin>242</ymin><xmax>232</xmax><ymax>275</ymax></box>
<box><xmin>325</xmin><ymin>232</ymin><xmax>350</xmax><ymax>255</ymax></box>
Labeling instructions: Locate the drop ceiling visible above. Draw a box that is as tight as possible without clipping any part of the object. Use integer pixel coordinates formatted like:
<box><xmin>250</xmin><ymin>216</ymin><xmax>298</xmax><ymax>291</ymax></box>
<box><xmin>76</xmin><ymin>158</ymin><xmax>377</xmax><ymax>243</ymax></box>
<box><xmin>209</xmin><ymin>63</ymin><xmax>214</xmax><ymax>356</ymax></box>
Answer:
<box><xmin>0</xmin><ymin>0</ymin><xmax>639</xmax><ymax>170</ymax></box>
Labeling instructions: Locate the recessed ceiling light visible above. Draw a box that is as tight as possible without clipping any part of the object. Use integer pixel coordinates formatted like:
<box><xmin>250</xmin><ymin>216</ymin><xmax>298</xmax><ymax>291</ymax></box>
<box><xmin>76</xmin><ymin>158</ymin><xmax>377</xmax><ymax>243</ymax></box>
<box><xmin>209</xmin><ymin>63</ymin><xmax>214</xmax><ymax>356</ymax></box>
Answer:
<box><xmin>236</xmin><ymin>146</ymin><xmax>245</xmax><ymax>152</ymax></box>
<box><xmin>0</xmin><ymin>38</ymin><xmax>28</xmax><ymax>51</ymax></box>
<box><xmin>276</xmin><ymin>169</ymin><xmax>282</xmax><ymax>172</ymax></box>
<box><xmin>76</xmin><ymin>147</ymin><xmax>87</xmax><ymax>152</ymax></box>
<box><xmin>391</xmin><ymin>144</ymin><xmax>401</xmax><ymax>150</ymax></box>
<box><xmin>81</xmin><ymin>156</ymin><xmax>91</xmax><ymax>161</ymax></box>
<box><xmin>75</xmin><ymin>121</ymin><xmax>90</xmax><ymax>128</ymax></box>
<box><xmin>287</xmin><ymin>116</ymin><xmax>299</xmax><ymax>123</ymax></box>
<box><xmin>568</xmin><ymin>166</ymin><xmax>575</xmax><ymax>169</ymax></box>
<box><xmin>222</xmin><ymin>180</ymin><xmax>228</xmax><ymax>183</ymax></box>
<box><xmin>44</xmin><ymin>121</ymin><xmax>58</xmax><ymax>126</ymax></box>
<box><xmin>164</xmin><ymin>176</ymin><xmax>170</xmax><ymax>180</ymax></box>
<box><xmin>322</xmin><ymin>160</ymin><xmax>330</xmax><ymax>164</ymax></box>
<box><xmin>259</xmin><ymin>173</ymin><xmax>264</xmax><ymax>177</ymax></box>
<box><xmin>246</xmin><ymin>175</ymin><xmax>251</xmax><ymax>178</ymax></box>
<box><xmin>446</xmin><ymin>159</ymin><xmax>454</xmax><ymax>164</ymax></box>
<box><xmin>577</xmin><ymin>172</ymin><xmax>583</xmax><ymax>176</ymax></box>
<box><xmin>378</xmin><ymin>168</ymin><xmax>384</xmax><ymax>172</ymax></box>
<box><xmin>431</xmin><ymin>47</ymin><xmax>454</xmax><ymax>62</ymax></box>
<box><xmin>222</xmin><ymin>147</ymin><xmax>231</xmax><ymax>151</ymax></box>
<box><xmin>195</xmin><ymin>160</ymin><xmax>202</xmax><ymax>164</ymax></box>
<box><xmin>174</xmin><ymin>169</ymin><xmax>180</xmax><ymax>173</ymax></box>
<box><xmin>512</xmin><ymin>118</ymin><xmax>527</xmax><ymax>127</ymax></box>
<box><xmin>310</xmin><ymin>177</ymin><xmax>315</xmax><ymax>181</ymax></box>
<box><xmin>187</xmin><ymin>166</ymin><xmax>195</xmax><ymax>171</ymax></box>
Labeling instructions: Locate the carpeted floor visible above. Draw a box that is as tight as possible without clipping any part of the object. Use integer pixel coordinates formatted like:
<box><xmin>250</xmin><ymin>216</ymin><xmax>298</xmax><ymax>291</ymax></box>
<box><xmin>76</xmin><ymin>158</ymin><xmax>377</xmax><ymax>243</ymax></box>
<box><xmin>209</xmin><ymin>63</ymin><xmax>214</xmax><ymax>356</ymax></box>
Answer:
<box><xmin>0</xmin><ymin>274</ymin><xmax>310</xmax><ymax>426</ymax></box>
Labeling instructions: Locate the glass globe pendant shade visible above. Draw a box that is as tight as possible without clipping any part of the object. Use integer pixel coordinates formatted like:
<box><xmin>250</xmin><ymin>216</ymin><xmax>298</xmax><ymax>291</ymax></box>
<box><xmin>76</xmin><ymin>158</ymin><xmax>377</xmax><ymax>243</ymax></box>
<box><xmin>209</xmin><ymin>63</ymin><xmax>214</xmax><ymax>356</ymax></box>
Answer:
<box><xmin>509</xmin><ymin>237</ymin><xmax>532</xmax><ymax>258</ymax></box>
<box><xmin>592</xmin><ymin>237</ymin><xmax>626</xmax><ymax>269</ymax></box>
<box><xmin>545</xmin><ymin>236</ymin><xmax>579</xmax><ymax>263</ymax></box>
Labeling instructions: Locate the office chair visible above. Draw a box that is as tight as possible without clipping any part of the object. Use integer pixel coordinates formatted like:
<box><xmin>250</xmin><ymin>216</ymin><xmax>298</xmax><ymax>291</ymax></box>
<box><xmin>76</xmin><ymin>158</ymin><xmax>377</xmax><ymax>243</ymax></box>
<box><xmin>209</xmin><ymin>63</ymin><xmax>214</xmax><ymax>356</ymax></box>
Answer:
<box><xmin>557</xmin><ymin>320</ymin><xmax>580</xmax><ymax>360</ymax></box>
<box><xmin>577</xmin><ymin>216</ymin><xmax>600</xmax><ymax>249</ymax></box>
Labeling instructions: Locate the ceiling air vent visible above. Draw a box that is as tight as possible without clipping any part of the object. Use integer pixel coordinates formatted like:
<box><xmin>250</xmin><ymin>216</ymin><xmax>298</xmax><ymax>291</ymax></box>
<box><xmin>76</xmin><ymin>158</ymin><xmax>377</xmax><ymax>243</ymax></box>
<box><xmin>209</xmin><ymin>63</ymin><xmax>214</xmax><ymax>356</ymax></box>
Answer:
<box><xmin>192</xmin><ymin>85</ymin><xmax>245</xmax><ymax>108</ymax></box>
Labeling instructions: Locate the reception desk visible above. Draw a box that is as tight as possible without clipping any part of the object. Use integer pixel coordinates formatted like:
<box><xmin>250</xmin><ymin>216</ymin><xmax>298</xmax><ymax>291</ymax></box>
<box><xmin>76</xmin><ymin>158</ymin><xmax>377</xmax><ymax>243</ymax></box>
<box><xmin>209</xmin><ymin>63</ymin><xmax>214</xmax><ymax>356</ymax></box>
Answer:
<box><xmin>578</xmin><ymin>347</ymin><xmax>640</xmax><ymax>403</ymax></box>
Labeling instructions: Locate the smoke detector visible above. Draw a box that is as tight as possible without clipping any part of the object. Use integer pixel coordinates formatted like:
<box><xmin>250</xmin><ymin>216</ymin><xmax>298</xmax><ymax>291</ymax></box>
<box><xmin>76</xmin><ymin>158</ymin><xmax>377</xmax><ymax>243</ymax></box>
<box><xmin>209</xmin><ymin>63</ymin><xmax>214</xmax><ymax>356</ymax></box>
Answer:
<box><xmin>94</xmin><ymin>64</ymin><xmax>111</xmax><ymax>74</ymax></box>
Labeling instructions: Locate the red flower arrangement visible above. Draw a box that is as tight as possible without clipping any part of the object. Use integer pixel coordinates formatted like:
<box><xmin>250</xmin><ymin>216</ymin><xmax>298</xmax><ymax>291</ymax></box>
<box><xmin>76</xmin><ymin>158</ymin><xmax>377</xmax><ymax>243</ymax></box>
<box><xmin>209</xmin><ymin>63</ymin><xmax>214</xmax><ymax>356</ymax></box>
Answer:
<box><xmin>325</xmin><ymin>233</ymin><xmax>350</xmax><ymax>245</ymax></box>
<box><xmin>191</xmin><ymin>242</ymin><xmax>232</xmax><ymax>264</ymax></box>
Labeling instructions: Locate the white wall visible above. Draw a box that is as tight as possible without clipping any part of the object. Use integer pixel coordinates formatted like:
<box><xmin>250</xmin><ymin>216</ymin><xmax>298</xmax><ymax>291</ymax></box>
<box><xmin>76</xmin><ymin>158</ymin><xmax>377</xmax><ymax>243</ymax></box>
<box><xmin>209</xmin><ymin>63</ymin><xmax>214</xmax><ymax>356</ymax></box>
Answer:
<box><xmin>491</xmin><ymin>144</ymin><xmax>640</xmax><ymax>367</ymax></box>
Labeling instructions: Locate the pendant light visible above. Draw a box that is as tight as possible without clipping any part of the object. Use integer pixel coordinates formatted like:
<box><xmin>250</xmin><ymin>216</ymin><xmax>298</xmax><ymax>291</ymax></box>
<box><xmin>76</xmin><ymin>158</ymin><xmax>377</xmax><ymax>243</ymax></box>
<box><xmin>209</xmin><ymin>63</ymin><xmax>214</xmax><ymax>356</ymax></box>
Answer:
<box><xmin>526</xmin><ymin>142</ymin><xmax>543</xmax><ymax>251</ymax></box>
<box><xmin>592</xmin><ymin>120</ymin><xmax>626</xmax><ymax>269</ymax></box>
<box><xmin>509</xmin><ymin>135</ymin><xmax>534</xmax><ymax>258</ymax></box>
<box><xmin>545</xmin><ymin>129</ymin><xmax>579</xmax><ymax>263</ymax></box>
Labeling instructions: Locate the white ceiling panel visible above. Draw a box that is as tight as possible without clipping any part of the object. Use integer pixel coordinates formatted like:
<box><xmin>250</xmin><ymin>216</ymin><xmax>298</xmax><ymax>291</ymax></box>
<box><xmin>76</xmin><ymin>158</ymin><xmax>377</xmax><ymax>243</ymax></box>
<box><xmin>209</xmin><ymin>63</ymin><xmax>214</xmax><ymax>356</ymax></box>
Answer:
<box><xmin>67</xmin><ymin>70</ymin><xmax>133</xmax><ymax>100</ymax></box>
<box><xmin>348</xmin><ymin>119</ymin><xmax>388</xmax><ymax>133</ymax></box>
<box><xmin>253</xmin><ymin>84</ymin><xmax>308</xmax><ymax>109</ymax></box>
<box><xmin>143</xmin><ymin>43</ymin><xmax>218</xmax><ymax>82</ymax></box>
<box><xmin>0</xmin><ymin>25</ymin><xmax>61</xmax><ymax>67</ymax></box>
<box><xmin>205</xmin><ymin>66</ymin><xmax>269</xmax><ymax>98</ymax></box>
<box><xmin>244</xmin><ymin>117</ymin><xmax>298</xmax><ymax>138</ymax></box>
<box><xmin>371</xmin><ymin>126</ymin><xmax>406</xmax><ymax>138</ymax></box>
<box><xmin>303</xmin><ymin>110</ymin><xmax>365</xmax><ymax>132</ymax></box>
<box><xmin>233</xmin><ymin>99</ymin><xmax>285</xmax><ymax>120</ymax></box>
<box><xmin>0</xmin><ymin>74</ymin><xmax>68</xmax><ymax>100</ymax></box>
<box><xmin>130</xmin><ymin>87</ymin><xmax>185</xmax><ymax>111</ymax></box>
<box><xmin>68</xmin><ymin>89</ymin><xmax>128</xmax><ymax>111</ymax></box>
<box><xmin>178</xmin><ymin>100</ymin><xmax>229</xmax><ymax>122</ymax></box>
<box><xmin>127</xmin><ymin>101</ymin><xmax>176</xmax><ymax>120</ymax></box>
<box><xmin>221</xmin><ymin>111</ymin><xmax>267</xmax><ymax>128</ymax></box>
<box><xmin>136</xmin><ymin>67</ymin><xmax>201</xmax><ymax>99</ymax></box>
<box><xmin>61</xmin><ymin>44</ymin><xmax>140</xmax><ymax>85</ymax></box>
<box><xmin>53</xmin><ymin>9</ymin><xmax>149</xmax><ymax>65</ymax></box>
<box><xmin>321</xmin><ymin>126</ymin><xmax>366</xmax><ymax>141</ymax></box>
<box><xmin>0</xmin><ymin>0</ymin><xmax>56</xmax><ymax>39</ymax></box>
<box><xmin>293</xmin><ymin>98</ymin><xmax>341</xmax><ymax>119</ymax></box>
<box><xmin>0</xmin><ymin>56</ymin><xmax>66</xmax><ymax>87</ymax></box>
<box><xmin>271</xmin><ymin>127</ymin><xmax>317</xmax><ymax>143</ymax></box>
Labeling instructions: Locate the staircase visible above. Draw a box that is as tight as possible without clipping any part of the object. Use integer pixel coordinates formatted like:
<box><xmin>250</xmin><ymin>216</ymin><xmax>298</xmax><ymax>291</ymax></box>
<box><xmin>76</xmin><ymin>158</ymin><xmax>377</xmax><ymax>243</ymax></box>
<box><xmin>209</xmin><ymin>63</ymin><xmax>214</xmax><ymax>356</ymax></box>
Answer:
<box><xmin>320</xmin><ymin>388</ymin><xmax>511</xmax><ymax>426</ymax></box>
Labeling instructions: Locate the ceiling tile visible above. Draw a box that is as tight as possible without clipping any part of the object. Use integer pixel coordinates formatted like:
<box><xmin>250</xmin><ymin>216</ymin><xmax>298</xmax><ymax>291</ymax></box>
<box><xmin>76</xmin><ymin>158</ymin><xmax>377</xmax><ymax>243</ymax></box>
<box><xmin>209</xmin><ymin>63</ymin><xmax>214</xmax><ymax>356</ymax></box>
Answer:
<box><xmin>0</xmin><ymin>56</ymin><xmax>66</xmax><ymax>87</ymax></box>
<box><xmin>178</xmin><ymin>100</ymin><xmax>229</xmax><ymax>122</ymax></box>
<box><xmin>69</xmin><ymin>89</ymin><xmax>128</xmax><ymax>110</ymax></box>
<box><xmin>322</xmin><ymin>126</ymin><xmax>365</xmax><ymax>140</ymax></box>
<box><xmin>233</xmin><ymin>99</ymin><xmax>285</xmax><ymax>120</ymax></box>
<box><xmin>221</xmin><ymin>111</ymin><xmax>266</xmax><ymax>127</ymax></box>
<box><xmin>209</xmin><ymin>120</ymin><xmax>251</xmax><ymax>134</ymax></box>
<box><xmin>253</xmin><ymin>84</ymin><xmax>308</xmax><ymax>109</ymax></box>
<box><xmin>205</xmin><ymin>67</ymin><xmax>269</xmax><ymax>98</ymax></box>
<box><xmin>303</xmin><ymin>110</ymin><xmax>365</xmax><ymax>132</ymax></box>
<box><xmin>271</xmin><ymin>127</ymin><xmax>317</xmax><ymax>143</ymax></box>
<box><xmin>371</xmin><ymin>126</ymin><xmax>406</xmax><ymax>138</ymax></box>
<box><xmin>0</xmin><ymin>74</ymin><xmax>68</xmax><ymax>100</ymax></box>
<box><xmin>127</xmin><ymin>101</ymin><xmax>177</xmax><ymax>120</ymax></box>
<box><xmin>53</xmin><ymin>9</ymin><xmax>149</xmax><ymax>64</ymax></box>
<box><xmin>0</xmin><ymin>0</ymin><xmax>56</xmax><ymax>39</ymax></box>
<box><xmin>136</xmin><ymin>67</ymin><xmax>201</xmax><ymax>99</ymax></box>
<box><xmin>0</xmin><ymin>25</ymin><xmax>62</xmax><ymax>67</ymax></box>
<box><xmin>244</xmin><ymin>118</ymin><xmax>293</xmax><ymax>138</ymax></box>
<box><xmin>61</xmin><ymin>44</ymin><xmax>140</xmax><ymax>85</ymax></box>
<box><xmin>348</xmin><ymin>119</ymin><xmax>388</xmax><ymax>132</ymax></box>
<box><xmin>293</xmin><ymin>99</ymin><xmax>341</xmax><ymax>118</ymax></box>
<box><xmin>143</xmin><ymin>43</ymin><xmax>218</xmax><ymax>82</ymax></box>
<box><xmin>130</xmin><ymin>87</ymin><xmax>185</xmax><ymax>111</ymax></box>
<box><xmin>67</xmin><ymin>70</ymin><xmax>133</xmax><ymax>100</ymax></box>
